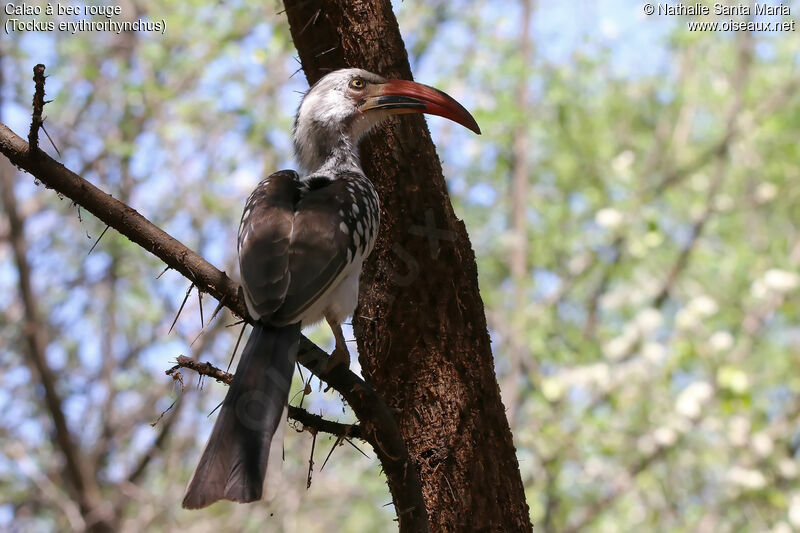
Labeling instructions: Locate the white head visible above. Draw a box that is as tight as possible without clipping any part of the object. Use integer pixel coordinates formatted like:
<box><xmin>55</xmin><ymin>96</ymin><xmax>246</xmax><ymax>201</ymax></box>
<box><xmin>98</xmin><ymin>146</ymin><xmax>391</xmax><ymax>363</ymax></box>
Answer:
<box><xmin>292</xmin><ymin>68</ymin><xmax>480</xmax><ymax>174</ymax></box>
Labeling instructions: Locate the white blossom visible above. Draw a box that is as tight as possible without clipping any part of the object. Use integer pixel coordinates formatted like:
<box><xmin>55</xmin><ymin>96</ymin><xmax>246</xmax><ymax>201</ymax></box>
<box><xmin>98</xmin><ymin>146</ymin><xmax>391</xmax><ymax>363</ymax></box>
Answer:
<box><xmin>751</xmin><ymin>432</ymin><xmax>774</xmax><ymax>458</ymax></box>
<box><xmin>714</xmin><ymin>194</ymin><xmax>734</xmax><ymax>212</ymax></box>
<box><xmin>603</xmin><ymin>329</ymin><xmax>637</xmax><ymax>361</ymax></box>
<box><xmin>789</xmin><ymin>493</ymin><xmax>800</xmax><ymax>526</ymax></box>
<box><xmin>764</xmin><ymin>269</ymin><xmax>800</xmax><ymax>293</ymax></box>
<box><xmin>611</xmin><ymin>150</ymin><xmax>635</xmax><ymax>174</ymax></box>
<box><xmin>772</xmin><ymin>521</ymin><xmax>792</xmax><ymax>533</ymax></box>
<box><xmin>688</xmin><ymin>295</ymin><xmax>719</xmax><ymax>317</ymax></box>
<box><xmin>595</xmin><ymin>207</ymin><xmax>625</xmax><ymax>229</ymax></box>
<box><xmin>717</xmin><ymin>365</ymin><xmax>749</xmax><ymax>394</ymax></box>
<box><xmin>642</xmin><ymin>342</ymin><xmax>667</xmax><ymax>363</ymax></box>
<box><xmin>675</xmin><ymin>308</ymin><xmax>699</xmax><ymax>331</ymax></box>
<box><xmin>709</xmin><ymin>330</ymin><xmax>734</xmax><ymax>352</ymax></box>
<box><xmin>654</xmin><ymin>426</ymin><xmax>678</xmax><ymax>447</ymax></box>
<box><xmin>635</xmin><ymin>308</ymin><xmax>663</xmax><ymax>337</ymax></box>
<box><xmin>728</xmin><ymin>416</ymin><xmax>751</xmax><ymax>447</ymax></box>
<box><xmin>779</xmin><ymin>459</ymin><xmax>798</xmax><ymax>480</ymax></box>
<box><xmin>751</xmin><ymin>278</ymin><xmax>769</xmax><ymax>300</ymax></box>
<box><xmin>727</xmin><ymin>466</ymin><xmax>766</xmax><ymax>490</ymax></box>
<box><xmin>676</xmin><ymin>295</ymin><xmax>719</xmax><ymax>331</ymax></box>
<box><xmin>541</xmin><ymin>378</ymin><xmax>565</xmax><ymax>402</ymax></box>
<box><xmin>675</xmin><ymin>381</ymin><xmax>713</xmax><ymax>420</ymax></box>
<box><xmin>755</xmin><ymin>182</ymin><xmax>778</xmax><ymax>203</ymax></box>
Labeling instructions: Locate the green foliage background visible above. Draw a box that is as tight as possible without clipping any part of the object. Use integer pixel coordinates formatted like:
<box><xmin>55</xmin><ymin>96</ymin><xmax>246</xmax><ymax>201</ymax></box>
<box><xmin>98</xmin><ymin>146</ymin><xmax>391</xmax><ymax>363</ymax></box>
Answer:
<box><xmin>1</xmin><ymin>1</ymin><xmax>799</xmax><ymax>531</ymax></box>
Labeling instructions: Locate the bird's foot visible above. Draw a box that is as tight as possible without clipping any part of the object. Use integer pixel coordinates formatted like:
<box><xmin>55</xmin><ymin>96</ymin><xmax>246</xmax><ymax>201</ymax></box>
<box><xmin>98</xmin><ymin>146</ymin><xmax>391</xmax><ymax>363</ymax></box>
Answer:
<box><xmin>327</xmin><ymin>344</ymin><xmax>350</xmax><ymax>372</ymax></box>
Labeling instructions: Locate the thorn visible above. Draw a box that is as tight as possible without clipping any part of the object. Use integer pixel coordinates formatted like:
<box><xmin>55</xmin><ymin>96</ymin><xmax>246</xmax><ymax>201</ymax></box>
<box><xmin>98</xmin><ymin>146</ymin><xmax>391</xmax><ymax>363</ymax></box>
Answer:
<box><xmin>190</xmin><ymin>295</ymin><xmax>227</xmax><ymax>347</ymax></box>
<box><xmin>306</xmin><ymin>430</ymin><xmax>317</xmax><ymax>489</ymax></box>
<box><xmin>208</xmin><ymin>296</ymin><xmax>226</xmax><ymax>323</ymax></box>
<box><xmin>207</xmin><ymin>400</ymin><xmax>223</xmax><ymax>418</ymax></box>
<box><xmin>169</xmin><ymin>284</ymin><xmax>194</xmax><ymax>334</ymax></box>
<box><xmin>188</xmin><ymin>330</ymin><xmax>202</xmax><ymax>348</ymax></box>
<box><xmin>41</xmin><ymin>123</ymin><xmax>61</xmax><ymax>157</ymax></box>
<box><xmin>87</xmin><ymin>225</ymin><xmax>110</xmax><ymax>255</ymax></box>
<box><xmin>156</xmin><ymin>265</ymin><xmax>171</xmax><ymax>279</ymax></box>
<box><xmin>299</xmin><ymin>8</ymin><xmax>321</xmax><ymax>36</ymax></box>
<box><xmin>344</xmin><ymin>437</ymin><xmax>369</xmax><ymax>458</ymax></box>
<box><xmin>198</xmin><ymin>290</ymin><xmax>204</xmax><ymax>328</ymax></box>
<box><xmin>315</xmin><ymin>46</ymin><xmax>338</xmax><ymax>58</ymax></box>
<box><xmin>226</xmin><ymin>323</ymin><xmax>247</xmax><ymax>373</ymax></box>
<box><xmin>321</xmin><ymin>435</ymin><xmax>344</xmax><ymax>470</ymax></box>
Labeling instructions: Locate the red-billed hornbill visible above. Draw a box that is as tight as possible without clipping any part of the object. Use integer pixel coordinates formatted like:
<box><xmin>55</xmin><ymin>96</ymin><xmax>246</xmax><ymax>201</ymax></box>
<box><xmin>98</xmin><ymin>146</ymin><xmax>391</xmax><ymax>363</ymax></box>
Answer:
<box><xmin>182</xmin><ymin>68</ymin><xmax>480</xmax><ymax>509</ymax></box>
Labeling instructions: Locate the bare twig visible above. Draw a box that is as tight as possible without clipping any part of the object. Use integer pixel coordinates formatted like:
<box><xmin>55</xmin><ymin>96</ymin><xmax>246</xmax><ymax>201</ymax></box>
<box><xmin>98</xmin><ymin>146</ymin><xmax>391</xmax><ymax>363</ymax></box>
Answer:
<box><xmin>167</xmin><ymin>355</ymin><xmax>363</xmax><ymax>440</ymax></box>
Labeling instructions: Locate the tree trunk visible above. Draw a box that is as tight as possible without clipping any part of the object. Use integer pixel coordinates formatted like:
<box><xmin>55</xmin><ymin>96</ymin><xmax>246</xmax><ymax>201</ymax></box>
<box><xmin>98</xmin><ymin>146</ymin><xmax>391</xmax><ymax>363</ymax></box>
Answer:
<box><xmin>284</xmin><ymin>1</ymin><xmax>532</xmax><ymax>530</ymax></box>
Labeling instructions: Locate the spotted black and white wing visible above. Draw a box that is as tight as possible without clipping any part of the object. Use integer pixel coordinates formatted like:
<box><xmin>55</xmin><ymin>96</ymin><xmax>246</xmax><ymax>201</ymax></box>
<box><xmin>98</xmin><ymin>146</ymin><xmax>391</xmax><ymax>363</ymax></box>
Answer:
<box><xmin>237</xmin><ymin>170</ymin><xmax>379</xmax><ymax>325</ymax></box>
<box><xmin>237</xmin><ymin>170</ymin><xmax>299</xmax><ymax>321</ymax></box>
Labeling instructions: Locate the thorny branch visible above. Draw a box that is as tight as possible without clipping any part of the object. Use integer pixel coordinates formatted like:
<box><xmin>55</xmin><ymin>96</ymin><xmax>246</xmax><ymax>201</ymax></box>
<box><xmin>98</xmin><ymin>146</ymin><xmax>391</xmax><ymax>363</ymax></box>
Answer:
<box><xmin>28</xmin><ymin>64</ymin><xmax>45</xmax><ymax>150</ymax></box>
<box><xmin>0</xmin><ymin>65</ymin><xmax>425</xmax><ymax>527</ymax></box>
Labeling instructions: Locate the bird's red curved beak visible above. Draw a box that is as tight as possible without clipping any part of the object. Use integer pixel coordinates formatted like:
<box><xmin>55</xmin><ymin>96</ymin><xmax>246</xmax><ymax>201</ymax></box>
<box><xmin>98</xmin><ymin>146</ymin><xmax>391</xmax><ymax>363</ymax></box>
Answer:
<box><xmin>360</xmin><ymin>79</ymin><xmax>481</xmax><ymax>135</ymax></box>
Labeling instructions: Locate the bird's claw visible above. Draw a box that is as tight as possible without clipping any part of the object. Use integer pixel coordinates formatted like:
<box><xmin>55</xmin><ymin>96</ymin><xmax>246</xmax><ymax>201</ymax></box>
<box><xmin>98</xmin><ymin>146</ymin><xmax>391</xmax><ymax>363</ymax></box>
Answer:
<box><xmin>327</xmin><ymin>345</ymin><xmax>350</xmax><ymax>372</ymax></box>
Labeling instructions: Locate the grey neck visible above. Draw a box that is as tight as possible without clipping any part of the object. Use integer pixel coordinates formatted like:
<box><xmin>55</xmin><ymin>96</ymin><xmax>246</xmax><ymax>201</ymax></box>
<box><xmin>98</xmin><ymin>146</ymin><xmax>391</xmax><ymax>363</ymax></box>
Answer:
<box><xmin>297</xmin><ymin>132</ymin><xmax>363</xmax><ymax>178</ymax></box>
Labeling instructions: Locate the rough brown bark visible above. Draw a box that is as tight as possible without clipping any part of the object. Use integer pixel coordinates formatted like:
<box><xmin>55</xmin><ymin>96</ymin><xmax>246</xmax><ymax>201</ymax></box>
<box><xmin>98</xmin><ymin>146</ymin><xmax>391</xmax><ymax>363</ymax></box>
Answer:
<box><xmin>284</xmin><ymin>1</ymin><xmax>532</xmax><ymax>530</ymax></box>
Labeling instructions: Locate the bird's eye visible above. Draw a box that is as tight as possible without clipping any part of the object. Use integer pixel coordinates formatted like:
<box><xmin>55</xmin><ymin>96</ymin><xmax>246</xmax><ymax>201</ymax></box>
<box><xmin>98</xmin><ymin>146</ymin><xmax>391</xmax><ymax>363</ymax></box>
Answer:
<box><xmin>349</xmin><ymin>78</ymin><xmax>366</xmax><ymax>90</ymax></box>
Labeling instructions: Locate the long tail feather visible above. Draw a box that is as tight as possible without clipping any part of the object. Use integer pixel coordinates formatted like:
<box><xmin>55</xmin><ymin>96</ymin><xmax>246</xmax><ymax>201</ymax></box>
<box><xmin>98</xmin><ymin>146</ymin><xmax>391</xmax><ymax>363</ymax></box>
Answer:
<box><xmin>182</xmin><ymin>322</ymin><xmax>300</xmax><ymax>509</ymax></box>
